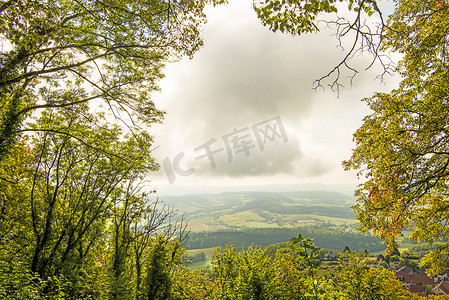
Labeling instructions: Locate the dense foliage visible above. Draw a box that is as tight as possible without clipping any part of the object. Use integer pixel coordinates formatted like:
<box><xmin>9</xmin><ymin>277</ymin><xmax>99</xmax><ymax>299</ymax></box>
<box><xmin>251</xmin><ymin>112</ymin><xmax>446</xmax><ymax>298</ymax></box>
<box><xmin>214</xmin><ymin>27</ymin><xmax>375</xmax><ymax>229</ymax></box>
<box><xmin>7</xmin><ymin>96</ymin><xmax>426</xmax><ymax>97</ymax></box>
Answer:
<box><xmin>0</xmin><ymin>0</ymin><xmax>221</xmax><ymax>298</ymax></box>
<box><xmin>0</xmin><ymin>0</ymin><xmax>224</xmax><ymax>158</ymax></box>
<box><xmin>175</xmin><ymin>236</ymin><xmax>417</xmax><ymax>300</ymax></box>
<box><xmin>0</xmin><ymin>109</ymin><xmax>188</xmax><ymax>298</ymax></box>
<box><xmin>341</xmin><ymin>0</ymin><xmax>449</xmax><ymax>274</ymax></box>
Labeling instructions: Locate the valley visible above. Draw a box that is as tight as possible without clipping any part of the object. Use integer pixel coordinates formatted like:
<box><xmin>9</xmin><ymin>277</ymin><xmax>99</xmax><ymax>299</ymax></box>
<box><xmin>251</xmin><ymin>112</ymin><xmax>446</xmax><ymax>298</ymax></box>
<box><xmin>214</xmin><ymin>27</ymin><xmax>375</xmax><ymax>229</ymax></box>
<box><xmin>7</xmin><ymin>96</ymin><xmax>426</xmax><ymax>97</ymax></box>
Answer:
<box><xmin>159</xmin><ymin>190</ymin><xmax>388</xmax><ymax>269</ymax></box>
<box><xmin>161</xmin><ymin>190</ymin><xmax>359</xmax><ymax>232</ymax></box>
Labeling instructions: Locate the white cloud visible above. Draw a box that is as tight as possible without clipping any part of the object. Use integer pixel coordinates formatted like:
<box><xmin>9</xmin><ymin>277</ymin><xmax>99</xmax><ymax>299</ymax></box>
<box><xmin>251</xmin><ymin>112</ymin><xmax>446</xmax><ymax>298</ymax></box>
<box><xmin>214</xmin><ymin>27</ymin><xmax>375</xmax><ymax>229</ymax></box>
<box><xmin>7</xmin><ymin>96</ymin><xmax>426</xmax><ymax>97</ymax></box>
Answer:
<box><xmin>148</xmin><ymin>0</ymin><xmax>400</xmax><ymax>191</ymax></box>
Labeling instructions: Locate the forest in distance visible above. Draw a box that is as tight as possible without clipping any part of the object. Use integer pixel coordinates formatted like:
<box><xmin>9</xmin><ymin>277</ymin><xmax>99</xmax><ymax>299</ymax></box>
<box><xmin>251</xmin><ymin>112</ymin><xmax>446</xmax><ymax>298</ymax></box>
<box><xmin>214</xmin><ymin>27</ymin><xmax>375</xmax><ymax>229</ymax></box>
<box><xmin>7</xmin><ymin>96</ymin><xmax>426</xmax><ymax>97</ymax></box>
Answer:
<box><xmin>159</xmin><ymin>190</ymin><xmax>387</xmax><ymax>253</ymax></box>
<box><xmin>186</xmin><ymin>227</ymin><xmax>387</xmax><ymax>252</ymax></box>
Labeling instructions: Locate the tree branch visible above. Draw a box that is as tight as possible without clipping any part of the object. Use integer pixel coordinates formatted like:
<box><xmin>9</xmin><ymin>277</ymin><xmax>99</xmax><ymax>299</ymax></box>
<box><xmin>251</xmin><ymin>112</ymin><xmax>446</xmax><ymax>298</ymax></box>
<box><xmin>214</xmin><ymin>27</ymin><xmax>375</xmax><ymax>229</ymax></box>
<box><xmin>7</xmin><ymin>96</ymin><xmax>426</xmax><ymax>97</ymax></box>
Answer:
<box><xmin>19</xmin><ymin>128</ymin><xmax>131</xmax><ymax>162</ymax></box>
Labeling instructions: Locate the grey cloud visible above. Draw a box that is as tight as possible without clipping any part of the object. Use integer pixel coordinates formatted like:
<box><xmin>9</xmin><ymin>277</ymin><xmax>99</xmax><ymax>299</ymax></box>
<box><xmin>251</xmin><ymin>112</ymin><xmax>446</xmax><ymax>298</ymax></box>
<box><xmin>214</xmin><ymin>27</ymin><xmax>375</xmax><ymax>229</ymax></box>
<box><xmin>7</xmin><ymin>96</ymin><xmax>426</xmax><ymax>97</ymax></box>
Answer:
<box><xmin>149</xmin><ymin>0</ymin><xmax>393</xmax><ymax>185</ymax></box>
<box><xmin>191</xmin><ymin>135</ymin><xmax>302</xmax><ymax>177</ymax></box>
<box><xmin>156</xmin><ymin>15</ymin><xmax>343</xmax><ymax>145</ymax></box>
<box><xmin>295</xmin><ymin>157</ymin><xmax>332</xmax><ymax>177</ymax></box>
<box><xmin>153</xmin><ymin>133</ymin><xmax>333</xmax><ymax>184</ymax></box>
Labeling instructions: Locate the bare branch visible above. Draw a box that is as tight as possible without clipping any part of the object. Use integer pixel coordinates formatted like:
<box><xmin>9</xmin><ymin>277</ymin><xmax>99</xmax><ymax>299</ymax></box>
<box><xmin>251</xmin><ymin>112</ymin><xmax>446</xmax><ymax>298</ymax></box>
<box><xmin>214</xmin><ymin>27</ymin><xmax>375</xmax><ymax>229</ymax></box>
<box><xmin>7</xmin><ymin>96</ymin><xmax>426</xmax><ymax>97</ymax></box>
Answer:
<box><xmin>312</xmin><ymin>0</ymin><xmax>394</xmax><ymax>95</ymax></box>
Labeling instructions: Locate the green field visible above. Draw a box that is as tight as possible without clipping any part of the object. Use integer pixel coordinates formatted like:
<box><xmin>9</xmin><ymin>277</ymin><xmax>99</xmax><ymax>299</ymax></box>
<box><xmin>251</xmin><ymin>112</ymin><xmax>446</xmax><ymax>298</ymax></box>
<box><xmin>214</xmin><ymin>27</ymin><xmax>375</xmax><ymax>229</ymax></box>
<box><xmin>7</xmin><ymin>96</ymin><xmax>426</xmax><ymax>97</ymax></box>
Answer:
<box><xmin>186</xmin><ymin>247</ymin><xmax>215</xmax><ymax>257</ymax></box>
<box><xmin>219</xmin><ymin>211</ymin><xmax>265</xmax><ymax>226</ymax></box>
<box><xmin>171</xmin><ymin>192</ymin><xmax>434</xmax><ymax>271</ymax></box>
<box><xmin>186</xmin><ymin>212</ymin><xmax>359</xmax><ymax>232</ymax></box>
<box><xmin>281</xmin><ymin>214</ymin><xmax>359</xmax><ymax>226</ymax></box>
<box><xmin>164</xmin><ymin>191</ymin><xmax>361</xmax><ymax>233</ymax></box>
<box><xmin>186</xmin><ymin>247</ymin><xmax>215</xmax><ymax>270</ymax></box>
<box><xmin>187</xmin><ymin>259</ymin><xmax>211</xmax><ymax>270</ymax></box>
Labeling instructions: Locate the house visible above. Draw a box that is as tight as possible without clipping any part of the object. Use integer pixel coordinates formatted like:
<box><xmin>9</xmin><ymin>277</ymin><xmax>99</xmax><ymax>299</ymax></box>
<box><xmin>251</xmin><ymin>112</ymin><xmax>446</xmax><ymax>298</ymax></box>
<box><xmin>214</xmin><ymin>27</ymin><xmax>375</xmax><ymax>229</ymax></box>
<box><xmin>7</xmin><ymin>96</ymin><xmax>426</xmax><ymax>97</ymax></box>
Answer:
<box><xmin>434</xmin><ymin>270</ymin><xmax>449</xmax><ymax>283</ymax></box>
<box><xmin>396</xmin><ymin>273</ymin><xmax>436</xmax><ymax>296</ymax></box>
<box><xmin>394</xmin><ymin>266</ymin><xmax>449</xmax><ymax>297</ymax></box>
<box><xmin>323</xmin><ymin>252</ymin><xmax>339</xmax><ymax>261</ymax></box>
<box><xmin>431</xmin><ymin>281</ymin><xmax>449</xmax><ymax>295</ymax></box>
<box><xmin>396</xmin><ymin>266</ymin><xmax>414</xmax><ymax>276</ymax></box>
<box><xmin>415</xmin><ymin>268</ymin><xmax>428</xmax><ymax>276</ymax></box>
<box><xmin>401</xmin><ymin>274</ymin><xmax>435</xmax><ymax>288</ymax></box>
<box><xmin>389</xmin><ymin>261</ymin><xmax>400</xmax><ymax>270</ymax></box>
<box><xmin>408</xmin><ymin>284</ymin><xmax>426</xmax><ymax>297</ymax></box>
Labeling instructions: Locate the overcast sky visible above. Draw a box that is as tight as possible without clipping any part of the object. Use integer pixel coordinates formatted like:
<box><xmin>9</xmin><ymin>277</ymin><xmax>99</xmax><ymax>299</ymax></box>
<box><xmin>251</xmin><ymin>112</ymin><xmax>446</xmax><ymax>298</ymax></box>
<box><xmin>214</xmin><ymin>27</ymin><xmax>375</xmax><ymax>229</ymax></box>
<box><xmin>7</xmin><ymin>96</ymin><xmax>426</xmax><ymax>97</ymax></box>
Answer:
<box><xmin>148</xmin><ymin>0</ymin><xmax>399</xmax><ymax>195</ymax></box>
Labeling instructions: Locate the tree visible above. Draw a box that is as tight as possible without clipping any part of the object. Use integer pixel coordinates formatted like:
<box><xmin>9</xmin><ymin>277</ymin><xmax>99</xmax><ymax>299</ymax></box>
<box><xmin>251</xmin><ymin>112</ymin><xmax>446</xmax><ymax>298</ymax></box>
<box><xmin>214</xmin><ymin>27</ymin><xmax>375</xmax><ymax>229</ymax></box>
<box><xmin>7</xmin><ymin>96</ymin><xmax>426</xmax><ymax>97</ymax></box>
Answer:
<box><xmin>109</xmin><ymin>193</ymin><xmax>187</xmax><ymax>300</ymax></box>
<box><xmin>1</xmin><ymin>1</ymin><xmax>230</xmax><ymax>298</ymax></box>
<box><xmin>0</xmin><ymin>0</ymin><xmax>224</xmax><ymax>158</ymax></box>
<box><xmin>429</xmin><ymin>295</ymin><xmax>449</xmax><ymax>300</ymax></box>
<box><xmin>144</xmin><ymin>236</ymin><xmax>177</xmax><ymax>300</ymax></box>
<box><xmin>0</xmin><ymin>140</ymin><xmax>32</xmax><ymax>264</ymax></box>
<box><xmin>210</xmin><ymin>236</ymin><xmax>342</xmax><ymax>300</ymax></box>
<box><xmin>362</xmin><ymin>249</ymin><xmax>368</xmax><ymax>257</ymax></box>
<box><xmin>255</xmin><ymin>0</ymin><xmax>449</xmax><ymax>274</ymax></box>
<box><xmin>171</xmin><ymin>268</ymin><xmax>217</xmax><ymax>300</ymax></box>
<box><xmin>334</xmin><ymin>253</ymin><xmax>417</xmax><ymax>300</ymax></box>
<box><xmin>1</xmin><ymin>1</ymin><xmax>225</xmax><ymax>297</ymax></box>
<box><xmin>0</xmin><ymin>104</ymin><xmax>190</xmax><ymax>298</ymax></box>
<box><xmin>399</xmin><ymin>257</ymin><xmax>418</xmax><ymax>271</ymax></box>
<box><xmin>289</xmin><ymin>234</ymin><xmax>336</xmax><ymax>300</ymax></box>
<box><xmin>342</xmin><ymin>0</ymin><xmax>449</xmax><ymax>274</ymax></box>
<box><xmin>26</xmin><ymin>107</ymin><xmax>155</xmax><ymax>279</ymax></box>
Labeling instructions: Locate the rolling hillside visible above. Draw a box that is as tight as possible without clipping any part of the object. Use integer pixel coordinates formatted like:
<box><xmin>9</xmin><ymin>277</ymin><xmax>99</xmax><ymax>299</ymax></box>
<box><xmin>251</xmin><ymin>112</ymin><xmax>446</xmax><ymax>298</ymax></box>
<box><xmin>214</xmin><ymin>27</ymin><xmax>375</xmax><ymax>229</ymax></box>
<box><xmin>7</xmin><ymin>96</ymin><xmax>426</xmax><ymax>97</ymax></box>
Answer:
<box><xmin>162</xmin><ymin>191</ymin><xmax>386</xmax><ymax>258</ymax></box>
<box><xmin>160</xmin><ymin>191</ymin><xmax>358</xmax><ymax>232</ymax></box>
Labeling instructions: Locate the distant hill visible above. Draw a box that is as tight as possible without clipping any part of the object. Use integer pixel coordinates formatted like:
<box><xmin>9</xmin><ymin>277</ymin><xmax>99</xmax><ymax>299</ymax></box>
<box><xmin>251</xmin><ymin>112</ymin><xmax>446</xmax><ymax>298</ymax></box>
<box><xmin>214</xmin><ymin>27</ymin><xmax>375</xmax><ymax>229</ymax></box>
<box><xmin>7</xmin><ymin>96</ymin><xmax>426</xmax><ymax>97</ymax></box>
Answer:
<box><xmin>158</xmin><ymin>190</ymin><xmax>358</xmax><ymax>232</ymax></box>
<box><xmin>280</xmin><ymin>191</ymin><xmax>355</xmax><ymax>205</ymax></box>
<box><xmin>155</xmin><ymin>183</ymin><xmax>357</xmax><ymax>196</ymax></box>
<box><xmin>158</xmin><ymin>190</ymin><xmax>384</xmax><ymax>253</ymax></box>
<box><xmin>161</xmin><ymin>190</ymin><xmax>354</xmax><ymax>211</ymax></box>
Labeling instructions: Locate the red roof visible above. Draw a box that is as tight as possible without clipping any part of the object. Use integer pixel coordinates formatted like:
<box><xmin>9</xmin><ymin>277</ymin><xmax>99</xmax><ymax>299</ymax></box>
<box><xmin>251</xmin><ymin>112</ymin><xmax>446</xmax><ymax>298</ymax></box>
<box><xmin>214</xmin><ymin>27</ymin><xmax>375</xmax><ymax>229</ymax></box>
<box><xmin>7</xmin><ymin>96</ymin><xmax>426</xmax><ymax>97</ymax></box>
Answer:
<box><xmin>408</xmin><ymin>285</ymin><xmax>425</xmax><ymax>294</ymax></box>
<box><xmin>396</xmin><ymin>266</ymin><xmax>414</xmax><ymax>275</ymax></box>
<box><xmin>402</xmin><ymin>274</ymin><xmax>435</xmax><ymax>286</ymax></box>
<box><xmin>431</xmin><ymin>281</ymin><xmax>449</xmax><ymax>294</ymax></box>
